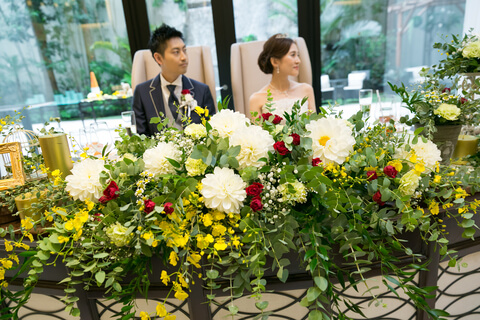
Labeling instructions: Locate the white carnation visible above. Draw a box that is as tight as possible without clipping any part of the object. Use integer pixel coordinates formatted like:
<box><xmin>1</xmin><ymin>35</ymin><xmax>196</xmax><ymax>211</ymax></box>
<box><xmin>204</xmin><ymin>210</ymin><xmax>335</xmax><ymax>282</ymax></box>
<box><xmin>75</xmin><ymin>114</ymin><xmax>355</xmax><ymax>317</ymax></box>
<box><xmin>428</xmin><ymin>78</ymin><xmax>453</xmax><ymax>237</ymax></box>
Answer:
<box><xmin>306</xmin><ymin>117</ymin><xmax>356</xmax><ymax>165</ymax></box>
<box><xmin>229</xmin><ymin>126</ymin><xmax>274</xmax><ymax>169</ymax></box>
<box><xmin>200</xmin><ymin>167</ymin><xmax>247</xmax><ymax>213</ymax></box>
<box><xmin>209</xmin><ymin>109</ymin><xmax>250</xmax><ymax>138</ymax></box>
<box><xmin>184</xmin><ymin>123</ymin><xmax>207</xmax><ymax>139</ymax></box>
<box><xmin>143</xmin><ymin>142</ymin><xmax>182</xmax><ymax>176</ymax></box>
<box><xmin>65</xmin><ymin>158</ymin><xmax>105</xmax><ymax>201</ymax></box>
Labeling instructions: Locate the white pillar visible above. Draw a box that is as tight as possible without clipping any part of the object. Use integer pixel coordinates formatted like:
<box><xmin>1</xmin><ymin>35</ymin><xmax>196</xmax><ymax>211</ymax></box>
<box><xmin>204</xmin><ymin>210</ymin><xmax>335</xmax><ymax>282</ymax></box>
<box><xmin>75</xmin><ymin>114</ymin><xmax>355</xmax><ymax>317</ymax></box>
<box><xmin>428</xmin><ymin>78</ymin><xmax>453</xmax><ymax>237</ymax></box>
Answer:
<box><xmin>463</xmin><ymin>0</ymin><xmax>480</xmax><ymax>35</ymax></box>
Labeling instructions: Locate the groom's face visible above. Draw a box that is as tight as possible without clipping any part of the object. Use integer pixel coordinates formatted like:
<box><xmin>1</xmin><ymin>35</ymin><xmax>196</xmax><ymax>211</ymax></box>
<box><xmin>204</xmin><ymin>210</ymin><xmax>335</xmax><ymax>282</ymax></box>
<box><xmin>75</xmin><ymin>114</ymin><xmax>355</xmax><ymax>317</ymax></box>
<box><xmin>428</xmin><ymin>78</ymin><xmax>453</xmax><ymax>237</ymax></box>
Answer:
<box><xmin>155</xmin><ymin>37</ymin><xmax>188</xmax><ymax>81</ymax></box>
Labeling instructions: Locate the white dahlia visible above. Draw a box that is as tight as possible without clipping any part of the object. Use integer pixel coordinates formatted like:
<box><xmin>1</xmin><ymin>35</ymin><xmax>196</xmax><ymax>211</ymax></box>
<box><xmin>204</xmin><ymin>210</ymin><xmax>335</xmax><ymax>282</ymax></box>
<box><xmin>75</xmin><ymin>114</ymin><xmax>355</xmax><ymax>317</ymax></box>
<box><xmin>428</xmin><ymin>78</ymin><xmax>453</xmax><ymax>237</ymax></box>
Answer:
<box><xmin>208</xmin><ymin>109</ymin><xmax>250</xmax><ymax>138</ymax></box>
<box><xmin>143</xmin><ymin>142</ymin><xmax>182</xmax><ymax>176</ymax></box>
<box><xmin>229</xmin><ymin>126</ymin><xmax>274</xmax><ymax>169</ymax></box>
<box><xmin>306</xmin><ymin>117</ymin><xmax>356</xmax><ymax>165</ymax></box>
<box><xmin>394</xmin><ymin>138</ymin><xmax>441</xmax><ymax>172</ymax></box>
<box><xmin>65</xmin><ymin>158</ymin><xmax>105</xmax><ymax>201</ymax></box>
<box><xmin>200</xmin><ymin>167</ymin><xmax>247</xmax><ymax>213</ymax></box>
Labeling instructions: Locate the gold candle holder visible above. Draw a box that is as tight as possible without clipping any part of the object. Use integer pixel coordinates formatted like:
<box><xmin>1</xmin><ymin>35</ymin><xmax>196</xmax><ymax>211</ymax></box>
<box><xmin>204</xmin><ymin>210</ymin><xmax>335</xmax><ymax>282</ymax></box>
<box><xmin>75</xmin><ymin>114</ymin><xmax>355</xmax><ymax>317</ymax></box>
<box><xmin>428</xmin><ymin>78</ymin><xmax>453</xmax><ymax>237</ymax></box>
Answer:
<box><xmin>453</xmin><ymin>135</ymin><xmax>479</xmax><ymax>159</ymax></box>
<box><xmin>15</xmin><ymin>191</ymin><xmax>45</xmax><ymax>221</ymax></box>
<box><xmin>38</xmin><ymin>133</ymin><xmax>73</xmax><ymax>179</ymax></box>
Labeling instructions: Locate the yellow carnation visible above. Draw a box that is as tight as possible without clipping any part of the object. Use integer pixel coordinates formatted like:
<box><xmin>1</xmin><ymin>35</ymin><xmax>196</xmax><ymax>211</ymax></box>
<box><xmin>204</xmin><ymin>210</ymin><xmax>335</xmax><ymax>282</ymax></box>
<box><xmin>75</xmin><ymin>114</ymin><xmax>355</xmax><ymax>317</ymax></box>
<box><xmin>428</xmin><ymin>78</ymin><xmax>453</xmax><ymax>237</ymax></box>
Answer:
<box><xmin>185</xmin><ymin>157</ymin><xmax>208</xmax><ymax>177</ymax></box>
<box><xmin>434</xmin><ymin>103</ymin><xmax>461</xmax><ymax>121</ymax></box>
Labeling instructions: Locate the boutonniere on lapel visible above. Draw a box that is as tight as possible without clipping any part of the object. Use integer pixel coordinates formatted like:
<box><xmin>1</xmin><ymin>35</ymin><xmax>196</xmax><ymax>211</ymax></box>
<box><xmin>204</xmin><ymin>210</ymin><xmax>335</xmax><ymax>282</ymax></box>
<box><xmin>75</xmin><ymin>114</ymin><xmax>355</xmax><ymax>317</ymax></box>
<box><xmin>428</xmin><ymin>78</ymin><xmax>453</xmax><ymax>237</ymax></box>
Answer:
<box><xmin>180</xmin><ymin>89</ymin><xmax>198</xmax><ymax>117</ymax></box>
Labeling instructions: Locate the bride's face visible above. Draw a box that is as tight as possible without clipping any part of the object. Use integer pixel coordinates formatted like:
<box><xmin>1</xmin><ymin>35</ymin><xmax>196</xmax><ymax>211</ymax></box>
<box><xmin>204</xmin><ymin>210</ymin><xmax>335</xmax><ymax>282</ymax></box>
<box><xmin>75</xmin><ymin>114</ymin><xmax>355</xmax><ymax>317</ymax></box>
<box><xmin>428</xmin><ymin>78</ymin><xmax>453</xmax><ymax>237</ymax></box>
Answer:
<box><xmin>278</xmin><ymin>43</ymin><xmax>300</xmax><ymax>76</ymax></box>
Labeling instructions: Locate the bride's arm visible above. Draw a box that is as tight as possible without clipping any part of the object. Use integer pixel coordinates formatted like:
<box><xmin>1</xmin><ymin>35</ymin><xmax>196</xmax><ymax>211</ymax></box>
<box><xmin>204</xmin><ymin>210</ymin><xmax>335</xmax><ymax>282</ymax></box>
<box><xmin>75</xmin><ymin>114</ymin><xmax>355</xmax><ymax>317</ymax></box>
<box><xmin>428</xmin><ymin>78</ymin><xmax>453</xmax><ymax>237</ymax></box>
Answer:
<box><xmin>248</xmin><ymin>93</ymin><xmax>264</xmax><ymax>119</ymax></box>
<box><xmin>305</xmin><ymin>85</ymin><xmax>316</xmax><ymax>112</ymax></box>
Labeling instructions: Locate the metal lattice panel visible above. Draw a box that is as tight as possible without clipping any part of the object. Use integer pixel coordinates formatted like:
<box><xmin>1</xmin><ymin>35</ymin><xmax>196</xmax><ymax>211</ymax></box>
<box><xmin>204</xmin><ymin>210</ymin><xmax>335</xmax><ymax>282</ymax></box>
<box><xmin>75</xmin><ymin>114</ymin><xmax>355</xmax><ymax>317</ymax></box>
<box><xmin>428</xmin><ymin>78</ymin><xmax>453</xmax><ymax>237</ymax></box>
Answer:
<box><xmin>436</xmin><ymin>251</ymin><xmax>480</xmax><ymax>320</ymax></box>
<box><xmin>211</xmin><ymin>289</ymin><xmax>309</xmax><ymax>320</ymax></box>
<box><xmin>95</xmin><ymin>298</ymin><xmax>189</xmax><ymax>320</ymax></box>
<box><xmin>332</xmin><ymin>274</ymin><xmax>418</xmax><ymax>320</ymax></box>
<box><xmin>5</xmin><ymin>293</ymin><xmax>77</xmax><ymax>320</ymax></box>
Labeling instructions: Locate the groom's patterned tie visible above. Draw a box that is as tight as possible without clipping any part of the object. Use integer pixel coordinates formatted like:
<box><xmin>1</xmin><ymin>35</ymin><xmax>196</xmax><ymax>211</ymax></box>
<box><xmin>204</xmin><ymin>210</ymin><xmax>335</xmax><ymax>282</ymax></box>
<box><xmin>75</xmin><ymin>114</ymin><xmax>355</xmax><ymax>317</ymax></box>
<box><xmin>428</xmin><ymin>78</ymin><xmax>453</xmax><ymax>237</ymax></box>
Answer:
<box><xmin>167</xmin><ymin>85</ymin><xmax>179</xmax><ymax>120</ymax></box>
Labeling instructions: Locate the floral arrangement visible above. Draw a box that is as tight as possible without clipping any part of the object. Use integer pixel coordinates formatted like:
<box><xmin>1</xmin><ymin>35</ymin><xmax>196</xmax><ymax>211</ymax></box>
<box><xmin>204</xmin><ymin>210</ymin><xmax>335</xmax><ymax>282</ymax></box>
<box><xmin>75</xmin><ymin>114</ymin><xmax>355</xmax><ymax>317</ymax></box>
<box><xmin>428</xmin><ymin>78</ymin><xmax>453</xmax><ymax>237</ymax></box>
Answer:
<box><xmin>389</xmin><ymin>70</ymin><xmax>479</xmax><ymax>136</ymax></box>
<box><xmin>1</xmin><ymin>102</ymin><xmax>480</xmax><ymax>320</ymax></box>
<box><xmin>433</xmin><ymin>30</ymin><xmax>480</xmax><ymax>78</ymax></box>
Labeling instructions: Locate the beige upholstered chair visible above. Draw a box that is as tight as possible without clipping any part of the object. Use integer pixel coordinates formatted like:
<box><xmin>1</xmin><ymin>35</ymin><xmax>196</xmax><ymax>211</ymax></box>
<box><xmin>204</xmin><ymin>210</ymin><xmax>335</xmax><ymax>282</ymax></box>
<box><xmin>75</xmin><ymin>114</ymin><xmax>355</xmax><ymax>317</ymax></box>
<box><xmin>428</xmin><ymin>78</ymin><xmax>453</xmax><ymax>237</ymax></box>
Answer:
<box><xmin>230</xmin><ymin>37</ymin><xmax>312</xmax><ymax>115</ymax></box>
<box><xmin>131</xmin><ymin>46</ymin><xmax>216</xmax><ymax>102</ymax></box>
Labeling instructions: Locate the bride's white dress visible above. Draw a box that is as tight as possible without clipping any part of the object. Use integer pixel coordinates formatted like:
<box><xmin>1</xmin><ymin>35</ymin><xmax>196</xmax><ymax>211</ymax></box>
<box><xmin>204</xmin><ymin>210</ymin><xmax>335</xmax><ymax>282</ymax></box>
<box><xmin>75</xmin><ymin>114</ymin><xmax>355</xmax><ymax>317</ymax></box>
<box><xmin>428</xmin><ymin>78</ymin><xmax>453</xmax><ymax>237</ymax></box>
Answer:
<box><xmin>261</xmin><ymin>98</ymin><xmax>309</xmax><ymax>117</ymax></box>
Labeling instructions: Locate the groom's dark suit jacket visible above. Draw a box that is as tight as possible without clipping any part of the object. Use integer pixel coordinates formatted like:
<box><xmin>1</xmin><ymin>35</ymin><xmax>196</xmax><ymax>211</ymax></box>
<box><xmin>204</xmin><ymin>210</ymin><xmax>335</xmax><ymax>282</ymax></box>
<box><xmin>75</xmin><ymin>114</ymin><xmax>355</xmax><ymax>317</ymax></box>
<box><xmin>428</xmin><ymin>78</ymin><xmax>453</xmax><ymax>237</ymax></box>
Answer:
<box><xmin>132</xmin><ymin>74</ymin><xmax>216</xmax><ymax>136</ymax></box>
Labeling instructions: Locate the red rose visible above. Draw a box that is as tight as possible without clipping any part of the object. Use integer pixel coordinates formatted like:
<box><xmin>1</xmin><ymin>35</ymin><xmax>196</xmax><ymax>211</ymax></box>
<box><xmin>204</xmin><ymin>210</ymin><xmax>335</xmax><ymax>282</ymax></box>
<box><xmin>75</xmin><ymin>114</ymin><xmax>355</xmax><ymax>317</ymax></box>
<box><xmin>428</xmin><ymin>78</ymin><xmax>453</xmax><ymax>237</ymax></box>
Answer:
<box><xmin>144</xmin><ymin>199</ymin><xmax>156</xmax><ymax>214</ymax></box>
<box><xmin>250</xmin><ymin>196</ymin><xmax>263</xmax><ymax>212</ymax></box>
<box><xmin>94</xmin><ymin>212</ymin><xmax>103</xmax><ymax>222</ymax></box>
<box><xmin>383</xmin><ymin>165</ymin><xmax>398</xmax><ymax>178</ymax></box>
<box><xmin>181</xmin><ymin>89</ymin><xmax>191</xmax><ymax>95</ymax></box>
<box><xmin>163</xmin><ymin>202</ymin><xmax>174</xmax><ymax>215</ymax></box>
<box><xmin>373</xmin><ymin>191</ymin><xmax>384</xmax><ymax>206</ymax></box>
<box><xmin>261</xmin><ymin>113</ymin><xmax>282</xmax><ymax>124</ymax></box>
<box><xmin>366</xmin><ymin>171</ymin><xmax>378</xmax><ymax>181</ymax></box>
<box><xmin>246</xmin><ymin>182</ymin><xmax>264</xmax><ymax>197</ymax></box>
<box><xmin>261</xmin><ymin>113</ymin><xmax>273</xmax><ymax>121</ymax></box>
<box><xmin>290</xmin><ymin>133</ymin><xmax>301</xmax><ymax>146</ymax></box>
<box><xmin>274</xmin><ymin>141</ymin><xmax>290</xmax><ymax>155</ymax></box>
<box><xmin>312</xmin><ymin>158</ymin><xmax>322</xmax><ymax>167</ymax></box>
<box><xmin>442</xmin><ymin>87</ymin><xmax>451</xmax><ymax>93</ymax></box>
<box><xmin>99</xmin><ymin>181</ymin><xmax>119</xmax><ymax>203</ymax></box>
<box><xmin>460</xmin><ymin>97</ymin><xmax>468</xmax><ymax>104</ymax></box>
<box><xmin>272</xmin><ymin>115</ymin><xmax>283</xmax><ymax>124</ymax></box>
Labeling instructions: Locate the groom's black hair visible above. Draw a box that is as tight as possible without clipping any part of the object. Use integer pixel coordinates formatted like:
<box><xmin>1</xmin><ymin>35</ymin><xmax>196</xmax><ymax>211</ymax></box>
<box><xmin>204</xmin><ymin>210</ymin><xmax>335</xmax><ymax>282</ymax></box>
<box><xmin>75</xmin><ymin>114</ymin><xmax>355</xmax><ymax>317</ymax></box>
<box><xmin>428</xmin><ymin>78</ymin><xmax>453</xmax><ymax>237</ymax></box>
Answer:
<box><xmin>149</xmin><ymin>24</ymin><xmax>184</xmax><ymax>57</ymax></box>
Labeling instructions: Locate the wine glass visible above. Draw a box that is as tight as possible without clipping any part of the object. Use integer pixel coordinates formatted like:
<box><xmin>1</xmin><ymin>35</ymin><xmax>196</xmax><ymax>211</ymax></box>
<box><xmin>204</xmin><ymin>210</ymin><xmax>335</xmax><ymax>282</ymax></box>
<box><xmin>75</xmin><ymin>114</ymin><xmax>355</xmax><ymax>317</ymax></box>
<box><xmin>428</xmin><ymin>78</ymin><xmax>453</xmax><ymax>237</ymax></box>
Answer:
<box><xmin>121</xmin><ymin>111</ymin><xmax>136</xmax><ymax>136</ymax></box>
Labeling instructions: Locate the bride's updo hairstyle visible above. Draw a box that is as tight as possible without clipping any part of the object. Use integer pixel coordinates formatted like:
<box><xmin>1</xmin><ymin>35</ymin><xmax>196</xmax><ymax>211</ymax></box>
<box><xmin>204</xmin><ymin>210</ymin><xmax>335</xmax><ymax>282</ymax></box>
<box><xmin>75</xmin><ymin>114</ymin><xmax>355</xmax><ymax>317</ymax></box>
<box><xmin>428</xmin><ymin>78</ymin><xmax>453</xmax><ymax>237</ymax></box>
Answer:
<box><xmin>258</xmin><ymin>34</ymin><xmax>295</xmax><ymax>74</ymax></box>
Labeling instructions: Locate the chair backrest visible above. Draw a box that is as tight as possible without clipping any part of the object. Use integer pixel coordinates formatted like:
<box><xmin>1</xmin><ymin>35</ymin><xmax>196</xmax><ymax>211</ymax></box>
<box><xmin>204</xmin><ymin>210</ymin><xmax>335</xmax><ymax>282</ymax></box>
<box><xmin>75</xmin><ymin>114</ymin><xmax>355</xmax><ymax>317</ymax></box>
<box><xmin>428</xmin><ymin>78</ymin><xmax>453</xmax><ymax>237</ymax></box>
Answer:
<box><xmin>230</xmin><ymin>37</ymin><xmax>312</xmax><ymax>115</ymax></box>
<box><xmin>131</xmin><ymin>46</ymin><xmax>216</xmax><ymax>102</ymax></box>
<box><xmin>347</xmin><ymin>72</ymin><xmax>367</xmax><ymax>88</ymax></box>
<box><xmin>321</xmin><ymin>75</ymin><xmax>331</xmax><ymax>89</ymax></box>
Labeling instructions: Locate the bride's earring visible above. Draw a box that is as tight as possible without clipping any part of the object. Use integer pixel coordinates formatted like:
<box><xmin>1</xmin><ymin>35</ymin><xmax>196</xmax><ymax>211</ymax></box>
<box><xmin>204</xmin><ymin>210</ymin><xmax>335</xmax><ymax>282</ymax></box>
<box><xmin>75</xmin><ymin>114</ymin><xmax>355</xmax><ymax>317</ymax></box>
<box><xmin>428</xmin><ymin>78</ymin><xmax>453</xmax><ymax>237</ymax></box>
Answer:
<box><xmin>276</xmin><ymin>66</ymin><xmax>279</xmax><ymax>74</ymax></box>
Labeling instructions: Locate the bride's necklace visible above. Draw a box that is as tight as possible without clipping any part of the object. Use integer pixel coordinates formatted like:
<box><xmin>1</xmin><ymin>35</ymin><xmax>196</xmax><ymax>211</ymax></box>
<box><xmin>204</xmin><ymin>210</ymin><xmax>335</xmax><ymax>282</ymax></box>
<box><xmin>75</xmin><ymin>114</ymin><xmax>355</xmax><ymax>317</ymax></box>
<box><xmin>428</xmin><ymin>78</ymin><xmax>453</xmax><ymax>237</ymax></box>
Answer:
<box><xmin>269</xmin><ymin>83</ymin><xmax>290</xmax><ymax>97</ymax></box>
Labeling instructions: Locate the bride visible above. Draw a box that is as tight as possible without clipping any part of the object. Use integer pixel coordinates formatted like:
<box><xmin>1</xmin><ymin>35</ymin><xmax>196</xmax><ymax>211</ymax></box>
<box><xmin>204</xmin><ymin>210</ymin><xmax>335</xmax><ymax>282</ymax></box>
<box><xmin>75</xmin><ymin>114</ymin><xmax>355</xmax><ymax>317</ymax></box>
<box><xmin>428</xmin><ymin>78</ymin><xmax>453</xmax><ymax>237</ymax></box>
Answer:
<box><xmin>249</xmin><ymin>34</ymin><xmax>316</xmax><ymax>119</ymax></box>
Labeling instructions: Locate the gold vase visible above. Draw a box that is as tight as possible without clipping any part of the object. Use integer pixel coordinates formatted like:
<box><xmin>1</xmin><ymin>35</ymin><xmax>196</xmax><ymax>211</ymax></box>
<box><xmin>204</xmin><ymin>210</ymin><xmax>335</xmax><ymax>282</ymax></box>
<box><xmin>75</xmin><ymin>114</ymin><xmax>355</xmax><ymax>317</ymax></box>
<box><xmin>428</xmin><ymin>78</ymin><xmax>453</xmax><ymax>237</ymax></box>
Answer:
<box><xmin>38</xmin><ymin>133</ymin><xmax>73</xmax><ymax>179</ymax></box>
<box><xmin>453</xmin><ymin>135</ymin><xmax>479</xmax><ymax>158</ymax></box>
<box><xmin>15</xmin><ymin>191</ymin><xmax>45</xmax><ymax>221</ymax></box>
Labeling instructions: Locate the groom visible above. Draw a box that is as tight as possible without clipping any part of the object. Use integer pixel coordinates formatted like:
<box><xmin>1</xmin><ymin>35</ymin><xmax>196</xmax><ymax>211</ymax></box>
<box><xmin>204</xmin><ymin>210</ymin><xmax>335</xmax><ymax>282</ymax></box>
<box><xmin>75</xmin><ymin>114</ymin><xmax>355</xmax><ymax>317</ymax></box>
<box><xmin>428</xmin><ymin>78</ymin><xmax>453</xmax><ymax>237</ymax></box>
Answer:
<box><xmin>132</xmin><ymin>24</ymin><xmax>216</xmax><ymax>136</ymax></box>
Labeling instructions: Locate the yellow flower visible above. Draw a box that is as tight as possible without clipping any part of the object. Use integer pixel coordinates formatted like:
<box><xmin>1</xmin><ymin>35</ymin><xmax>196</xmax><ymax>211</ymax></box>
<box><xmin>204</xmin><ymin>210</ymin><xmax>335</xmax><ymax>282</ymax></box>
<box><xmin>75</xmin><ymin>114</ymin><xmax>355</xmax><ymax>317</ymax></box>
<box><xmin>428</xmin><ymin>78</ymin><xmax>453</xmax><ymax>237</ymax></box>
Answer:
<box><xmin>433</xmin><ymin>175</ymin><xmax>441</xmax><ymax>183</ymax></box>
<box><xmin>52</xmin><ymin>169</ymin><xmax>61</xmax><ymax>177</ymax></box>
<box><xmin>442</xmin><ymin>203</ymin><xmax>453</xmax><ymax>209</ymax></box>
<box><xmin>169</xmin><ymin>251</ymin><xmax>179</xmax><ymax>266</ymax></box>
<box><xmin>203</xmin><ymin>213</ymin><xmax>213</xmax><ymax>227</ymax></box>
<box><xmin>455</xmin><ymin>187</ymin><xmax>469</xmax><ymax>199</ymax></box>
<box><xmin>156</xmin><ymin>303</ymin><xmax>168</xmax><ymax>317</ymax></box>
<box><xmin>161</xmin><ymin>270</ymin><xmax>170</xmax><ymax>286</ymax></box>
<box><xmin>165</xmin><ymin>315</ymin><xmax>177</xmax><ymax>320</ymax></box>
<box><xmin>25</xmin><ymin>233</ymin><xmax>34</xmax><ymax>242</ymax></box>
<box><xmin>214</xmin><ymin>238</ymin><xmax>228</xmax><ymax>251</ymax></box>
<box><xmin>231</xmin><ymin>235</ymin><xmax>240</xmax><ymax>249</ymax></box>
<box><xmin>409</xmin><ymin>153</ymin><xmax>417</xmax><ymax>163</ymax></box>
<box><xmin>21</xmin><ymin>217</ymin><xmax>34</xmax><ymax>230</ymax></box>
<box><xmin>428</xmin><ymin>201</ymin><xmax>439</xmax><ymax>216</ymax></box>
<box><xmin>0</xmin><ymin>268</ymin><xmax>5</xmax><ymax>281</ymax></box>
<box><xmin>1</xmin><ymin>259</ymin><xmax>13</xmax><ymax>269</ymax></box>
<box><xmin>187</xmin><ymin>252</ymin><xmax>202</xmax><ymax>268</ymax></box>
<box><xmin>4</xmin><ymin>241</ymin><xmax>13</xmax><ymax>252</ymax></box>
<box><xmin>142</xmin><ymin>231</ymin><xmax>153</xmax><ymax>241</ymax></box>
<box><xmin>139</xmin><ymin>311</ymin><xmax>150</xmax><ymax>320</ymax></box>
<box><xmin>174</xmin><ymin>289</ymin><xmax>189</xmax><ymax>301</ymax></box>
<box><xmin>211</xmin><ymin>224</ymin><xmax>227</xmax><ymax>237</ymax></box>
<box><xmin>213</xmin><ymin>210</ymin><xmax>225</xmax><ymax>221</ymax></box>
<box><xmin>414</xmin><ymin>162</ymin><xmax>425</xmax><ymax>174</ymax></box>
<box><xmin>85</xmin><ymin>200</ymin><xmax>95</xmax><ymax>211</ymax></box>
<box><xmin>458</xmin><ymin>207</ymin><xmax>469</xmax><ymax>214</ymax></box>
<box><xmin>58</xmin><ymin>235</ymin><xmax>70</xmax><ymax>244</ymax></box>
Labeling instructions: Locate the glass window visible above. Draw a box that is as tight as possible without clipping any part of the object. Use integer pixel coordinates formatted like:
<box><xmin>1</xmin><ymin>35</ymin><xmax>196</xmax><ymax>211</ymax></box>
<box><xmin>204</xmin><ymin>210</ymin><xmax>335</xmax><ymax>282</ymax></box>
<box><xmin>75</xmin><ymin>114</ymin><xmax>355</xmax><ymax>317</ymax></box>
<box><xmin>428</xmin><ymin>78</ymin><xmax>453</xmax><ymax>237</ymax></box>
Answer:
<box><xmin>320</xmin><ymin>0</ymin><xmax>467</xmax><ymax>105</ymax></box>
<box><xmin>0</xmin><ymin>0</ymin><xmax>131</xmax><ymax>131</ymax></box>
<box><xmin>145</xmin><ymin>0</ymin><xmax>219</xmax><ymax>98</ymax></box>
<box><xmin>233</xmin><ymin>0</ymin><xmax>298</xmax><ymax>42</ymax></box>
